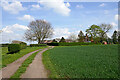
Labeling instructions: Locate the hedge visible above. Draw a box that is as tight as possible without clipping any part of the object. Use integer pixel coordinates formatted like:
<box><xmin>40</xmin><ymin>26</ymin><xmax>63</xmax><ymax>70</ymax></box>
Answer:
<box><xmin>30</xmin><ymin>44</ymin><xmax>47</xmax><ymax>47</ymax></box>
<box><xmin>8</xmin><ymin>44</ymin><xmax>21</xmax><ymax>53</ymax></box>
<box><xmin>20</xmin><ymin>42</ymin><xmax>27</xmax><ymax>49</ymax></box>
<box><xmin>47</xmin><ymin>42</ymin><xmax>100</xmax><ymax>46</ymax></box>
<box><xmin>47</xmin><ymin>43</ymin><xmax>59</xmax><ymax>46</ymax></box>
<box><xmin>0</xmin><ymin>43</ymin><xmax>9</xmax><ymax>47</ymax></box>
<box><xmin>59</xmin><ymin>42</ymin><xmax>95</xmax><ymax>46</ymax></box>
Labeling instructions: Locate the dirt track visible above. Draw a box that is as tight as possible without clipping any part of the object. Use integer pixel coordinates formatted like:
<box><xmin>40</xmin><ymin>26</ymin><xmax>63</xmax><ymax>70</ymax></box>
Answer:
<box><xmin>1</xmin><ymin>49</ymin><xmax>41</xmax><ymax>78</ymax></box>
<box><xmin>20</xmin><ymin>47</ymin><xmax>50</xmax><ymax>78</ymax></box>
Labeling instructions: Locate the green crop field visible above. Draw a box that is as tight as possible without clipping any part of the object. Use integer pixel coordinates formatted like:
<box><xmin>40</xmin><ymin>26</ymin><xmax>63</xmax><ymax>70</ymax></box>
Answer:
<box><xmin>1</xmin><ymin>46</ymin><xmax>46</xmax><ymax>68</ymax></box>
<box><xmin>43</xmin><ymin>45</ymin><xmax>119</xmax><ymax>78</ymax></box>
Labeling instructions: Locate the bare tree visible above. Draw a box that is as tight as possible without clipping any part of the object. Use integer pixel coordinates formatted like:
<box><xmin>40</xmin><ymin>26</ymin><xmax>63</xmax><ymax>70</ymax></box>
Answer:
<box><xmin>68</xmin><ymin>33</ymin><xmax>77</xmax><ymax>42</ymax></box>
<box><xmin>24</xmin><ymin>19</ymin><xmax>53</xmax><ymax>44</ymax></box>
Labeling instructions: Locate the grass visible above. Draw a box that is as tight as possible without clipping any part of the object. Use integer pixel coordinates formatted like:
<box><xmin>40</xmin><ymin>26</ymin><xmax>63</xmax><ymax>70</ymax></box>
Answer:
<box><xmin>2</xmin><ymin>46</ymin><xmax>47</xmax><ymax>68</ymax></box>
<box><xmin>1</xmin><ymin>47</ymin><xmax>8</xmax><ymax>56</ymax></box>
<box><xmin>42</xmin><ymin>45</ymin><xmax>119</xmax><ymax>78</ymax></box>
<box><xmin>10</xmin><ymin>50</ymin><xmax>40</xmax><ymax>79</ymax></box>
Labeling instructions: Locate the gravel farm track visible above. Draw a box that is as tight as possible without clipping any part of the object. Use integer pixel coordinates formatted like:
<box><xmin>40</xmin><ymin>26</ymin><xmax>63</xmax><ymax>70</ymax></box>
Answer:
<box><xmin>0</xmin><ymin>46</ymin><xmax>54</xmax><ymax>79</ymax></box>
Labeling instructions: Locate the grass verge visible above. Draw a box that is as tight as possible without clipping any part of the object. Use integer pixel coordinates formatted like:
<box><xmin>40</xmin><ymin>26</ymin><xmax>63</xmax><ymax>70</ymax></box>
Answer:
<box><xmin>42</xmin><ymin>50</ymin><xmax>59</xmax><ymax>78</ymax></box>
<box><xmin>10</xmin><ymin>50</ymin><xmax>39</xmax><ymax>79</ymax></box>
<box><xmin>2</xmin><ymin>46</ymin><xmax>47</xmax><ymax>68</ymax></box>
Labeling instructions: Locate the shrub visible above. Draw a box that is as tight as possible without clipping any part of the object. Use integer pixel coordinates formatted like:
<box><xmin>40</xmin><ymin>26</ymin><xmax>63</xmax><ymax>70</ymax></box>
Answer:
<box><xmin>47</xmin><ymin>43</ymin><xmax>59</xmax><ymax>46</ymax></box>
<box><xmin>30</xmin><ymin>44</ymin><xmax>47</xmax><ymax>47</ymax></box>
<box><xmin>20</xmin><ymin>42</ymin><xmax>27</xmax><ymax>49</ymax></box>
<box><xmin>8</xmin><ymin>44</ymin><xmax>21</xmax><ymax>53</ymax></box>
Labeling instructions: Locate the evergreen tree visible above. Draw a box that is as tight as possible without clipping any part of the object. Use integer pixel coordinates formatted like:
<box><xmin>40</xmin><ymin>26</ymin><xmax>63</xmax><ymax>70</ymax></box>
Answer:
<box><xmin>52</xmin><ymin>39</ymin><xmax>57</xmax><ymax>43</ymax></box>
<box><xmin>112</xmin><ymin>30</ymin><xmax>117</xmax><ymax>44</ymax></box>
<box><xmin>78</xmin><ymin>31</ymin><xmax>84</xmax><ymax>42</ymax></box>
<box><xmin>59</xmin><ymin>37</ymin><xmax>66</xmax><ymax>42</ymax></box>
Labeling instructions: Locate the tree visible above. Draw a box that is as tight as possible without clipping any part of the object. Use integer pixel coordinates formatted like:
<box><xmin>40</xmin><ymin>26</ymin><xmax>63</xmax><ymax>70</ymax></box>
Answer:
<box><xmin>78</xmin><ymin>31</ymin><xmax>84</xmax><ymax>42</ymax></box>
<box><xmin>68</xmin><ymin>33</ymin><xmax>77</xmax><ymax>42</ymax></box>
<box><xmin>99</xmin><ymin>23</ymin><xmax>112</xmax><ymax>42</ymax></box>
<box><xmin>52</xmin><ymin>39</ymin><xmax>57</xmax><ymax>43</ymax></box>
<box><xmin>59</xmin><ymin>37</ymin><xmax>66</xmax><ymax>42</ymax></box>
<box><xmin>118</xmin><ymin>31</ymin><xmax>120</xmax><ymax>44</ymax></box>
<box><xmin>112</xmin><ymin>30</ymin><xmax>117</xmax><ymax>44</ymax></box>
<box><xmin>107</xmin><ymin>37</ymin><xmax>112</xmax><ymax>44</ymax></box>
<box><xmin>86</xmin><ymin>25</ymin><xmax>101</xmax><ymax>38</ymax></box>
<box><xmin>24</xmin><ymin>19</ymin><xmax>53</xmax><ymax>44</ymax></box>
<box><xmin>86</xmin><ymin>25</ymin><xmax>101</xmax><ymax>43</ymax></box>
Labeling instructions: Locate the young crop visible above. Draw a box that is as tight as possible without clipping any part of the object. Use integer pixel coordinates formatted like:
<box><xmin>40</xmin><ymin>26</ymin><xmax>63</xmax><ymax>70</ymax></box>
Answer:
<box><xmin>42</xmin><ymin>45</ymin><xmax>119</xmax><ymax>78</ymax></box>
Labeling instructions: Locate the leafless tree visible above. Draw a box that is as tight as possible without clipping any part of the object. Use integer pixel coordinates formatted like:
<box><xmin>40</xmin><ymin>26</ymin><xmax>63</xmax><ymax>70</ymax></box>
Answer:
<box><xmin>68</xmin><ymin>33</ymin><xmax>77</xmax><ymax>42</ymax></box>
<box><xmin>24</xmin><ymin>19</ymin><xmax>53</xmax><ymax>44</ymax></box>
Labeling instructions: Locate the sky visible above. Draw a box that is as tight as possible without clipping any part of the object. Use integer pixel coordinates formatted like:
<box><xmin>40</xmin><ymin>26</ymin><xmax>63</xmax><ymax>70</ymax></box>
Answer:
<box><xmin>0</xmin><ymin>0</ymin><xmax>119</xmax><ymax>44</ymax></box>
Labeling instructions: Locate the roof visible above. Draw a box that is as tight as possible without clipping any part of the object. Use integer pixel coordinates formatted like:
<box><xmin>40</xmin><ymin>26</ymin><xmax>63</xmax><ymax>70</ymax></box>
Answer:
<box><xmin>12</xmin><ymin>40</ymin><xmax>25</xmax><ymax>44</ymax></box>
<box><xmin>43</xmin><ymin>40</ymin><xmax>53</xmax><ymax>43</ymax></box>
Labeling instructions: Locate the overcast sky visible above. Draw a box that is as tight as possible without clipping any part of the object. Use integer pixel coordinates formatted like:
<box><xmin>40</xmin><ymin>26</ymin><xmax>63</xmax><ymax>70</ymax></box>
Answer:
<box><xmin>0</xmin><ymin>0</ymin><xmax>118</xmax><ymax>44</ymax></box>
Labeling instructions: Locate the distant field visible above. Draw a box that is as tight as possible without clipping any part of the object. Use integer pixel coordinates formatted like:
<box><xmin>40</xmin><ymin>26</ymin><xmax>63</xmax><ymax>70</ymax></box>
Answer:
<box><xmin>43</xmin><ymin>45</ymin><xmax>119</xmax><ymax>78</ymax></box>
<box><xmin>2</xmin><ymin>46</ymin><xmax>46</xmax><ymax>68</ymax></box>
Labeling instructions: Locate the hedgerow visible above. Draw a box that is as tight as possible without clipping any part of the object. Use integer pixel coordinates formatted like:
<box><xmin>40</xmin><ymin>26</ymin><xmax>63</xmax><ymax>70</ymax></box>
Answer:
<box><xmin>30</xmin><ymin>44</ymin><xmax>47</xmax><ymax>47</ymax></box>
<box><xmin>8</xmin><ymin>44</ymin><xmax>21</xmax><ymax>53</ymax></box>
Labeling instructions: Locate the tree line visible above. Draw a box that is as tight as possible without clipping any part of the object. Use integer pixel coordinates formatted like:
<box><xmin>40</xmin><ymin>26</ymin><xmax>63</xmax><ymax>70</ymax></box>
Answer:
<box><xmin>67</xmin><ymin>24</ymin><xmax>120</xmax><ymax>44</ymax></box>
<box><xmin>23</xmin><ymin>19</ymin><xmax>119</xmax><ymax>44</ymax></box>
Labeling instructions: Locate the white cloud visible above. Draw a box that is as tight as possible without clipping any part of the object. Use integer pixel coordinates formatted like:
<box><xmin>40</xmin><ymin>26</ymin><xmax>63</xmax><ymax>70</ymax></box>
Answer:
<box><xmin>115</xmin><ymin>14</ymin><xmax>120</xmax><ymax>21</ymax></box>
<box><xmin>38</xmin><ymin>0</ymin><xmax>71</xmax><ymax>16</ymax></box>
<box><xmin>53</xmin><ymin>28</ymin><xmax>71</xmax><ymax>38</ymax></box>
<box><xmin>76</xmin><ymin>5</ymin><xmax>84</xmax><ymax>8</ymax></box>
<box><xmin>2</xmin><ymin>24</ymin><xmax>29</xmax><ymax>33</ymax></box>
<box><xmin>2</xmin><ymin>26</ymin><xmax>14</xmax><ymax>33</ymax></box>
<box><xmin>18</xmin><ymin>15</ymin><xmax>35</xmax><ymax>22</ymax></box>
<box><xmin>1</xmin><ymin>24</ymin><xmax>28</xmax><ymax>43</ymax></box>
<box><xmin>1</xmin><ymin>1</ymin><xmax>26</xmax><ymax>14</ymax></box>
<box><xmin>31</xmin><ymin>4</ymin><xmax>41</xmax><ymax>10</ymax></box>
<box><xmin>66</xmin><ymin>2</ymin><xmax>70</xmax><ymax>7</ymax></box>
<box><xmin>53</xmin><ymin>27</ymin><xmax>83</xmax><ymax>39</ymax></box>
<box><xmin>99</xmin><ymin>3</ymin><xmax>106</xmax><ymax>7</ymax></box>
<box><xmin>111</xmin><ymin>22</ymin><xmax>117</xmax><ymax>27</ymax></box>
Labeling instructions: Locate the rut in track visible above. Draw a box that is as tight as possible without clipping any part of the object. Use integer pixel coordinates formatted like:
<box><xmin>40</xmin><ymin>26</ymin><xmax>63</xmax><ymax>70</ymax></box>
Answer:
<box><xmin>21</xmin><ymin>47</ymin><xmax>54</xmax><ymax>78</ymax></box>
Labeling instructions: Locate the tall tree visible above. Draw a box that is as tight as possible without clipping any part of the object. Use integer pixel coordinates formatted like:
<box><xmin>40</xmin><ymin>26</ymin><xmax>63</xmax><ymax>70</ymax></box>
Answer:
<box><xmin>59</xmin><ymin>37</ymin><xmax>66</xmax><ymax>42</ymax></box>
<box><xmin>99</xmin><ymin>23</ymin><xmax>112</xmax><ymax>42</ymax></box>
<box><xmin>86</xmin><ymin>25</ymin><xmax>101</xmax><ymax>38</ymax></box>
<box><xmin>112</xmin><ymin>30</ymin><xmax>117</xmax><ymax>44</ymax></box>
<box><xmin>24</xmin><ymin>19</ymin><xmax>53</xmax><ymax>44</ymax></box>
<box><xmin>86</xmin><ymin>25</ymin><xmax>101</xmax><ymax>43</ymax></box>
<box><xmin>78</xmin><ymin>31</ymin><xmax>84</xmax><ymax>42</ymax></box>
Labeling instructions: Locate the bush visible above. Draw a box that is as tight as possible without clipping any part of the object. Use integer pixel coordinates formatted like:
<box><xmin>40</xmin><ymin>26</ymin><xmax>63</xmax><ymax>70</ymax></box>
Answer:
<box><xmin>20</xmin><ymin>42</ymin><xmax>27</xmax><ymax>49</ymax></box>
<box><xmin>47</xmin><ymin>43</ymin><xmax>59</xmax><ymax>46</ymax></box>
<box><xmin>8</xmin><ymin>44</ymin><xmax>21</xmax><ymax>53</ymax></box>
<box><xmin>30</xmin><ymin>44</ymin><xmax>47</xmax><ymax>47</ymax></box>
